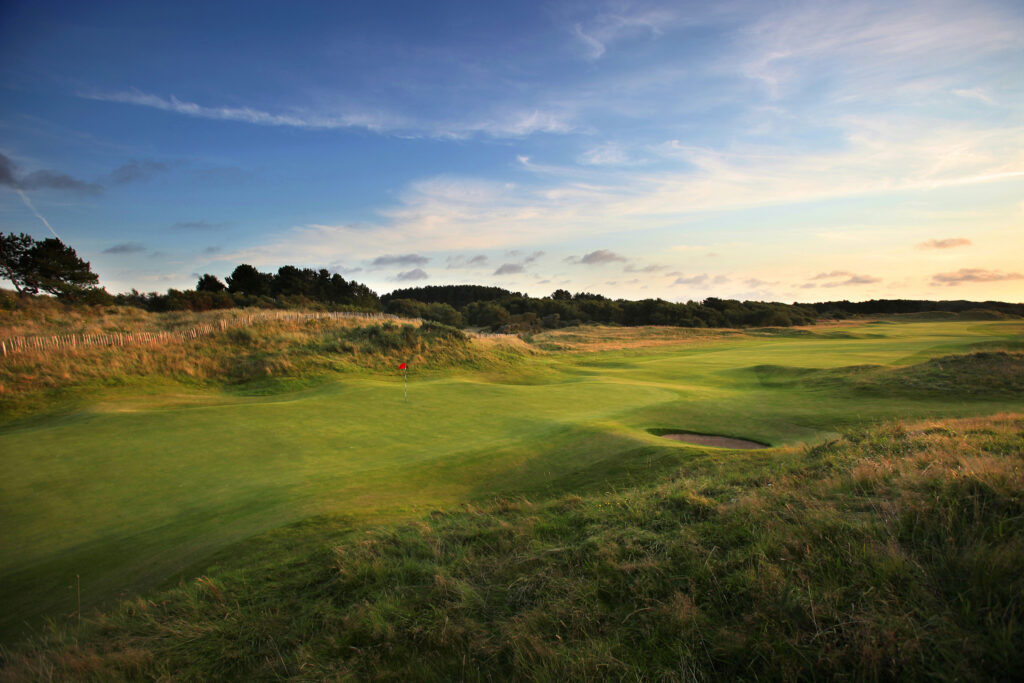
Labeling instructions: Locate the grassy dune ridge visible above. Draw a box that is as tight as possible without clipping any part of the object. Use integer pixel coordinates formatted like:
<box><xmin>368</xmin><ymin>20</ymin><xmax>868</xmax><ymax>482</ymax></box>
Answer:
<box><xmin>2</xmin><ymin>414</ymin><xmax>1021</xmax><ymax>680</ymax></box>
<box><xmin>0</xmin><ymin>306</ymin><xmax>529</xmax><ymax>420</ymax></box>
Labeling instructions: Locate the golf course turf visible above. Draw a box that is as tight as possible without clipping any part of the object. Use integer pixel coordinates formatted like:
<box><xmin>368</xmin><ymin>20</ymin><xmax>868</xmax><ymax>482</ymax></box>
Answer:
<box><xmin>1</xmin><ymin>317</ymin><xmax>1022</xmax><ymax>678</ymax></box>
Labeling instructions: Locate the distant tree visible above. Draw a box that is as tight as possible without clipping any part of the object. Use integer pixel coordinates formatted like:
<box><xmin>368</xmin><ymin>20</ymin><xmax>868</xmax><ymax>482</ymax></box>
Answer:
<box><xmin>196</xmin><ymin>273</ymin><xmax>226</xmax><ymax>292</ymax></box>
<box><xmin>0</xmin><ymin>232</ymin><xmax>34</xmax><ymax>295</ymax></box>
<box><xmin>386</xmin><ymin>298</ymin><xmax>429</xmax><ymax>318</ymax></box>
<box><xmin>273</xmin><ymin>265</ymin><xmax>318</xmax><ymax>297</ymax></box>
<box><xmin>226</xmin><ymin>264</ymin><xmax>272</xmax><ymax>295</ymax></box>
<box><xmin>425</xmin><ymin>302</ymin><xmax>464</xmax><ymax>327</ymax></box>
<box><xmin>551</xmin><ymin>288</ymin><xmax>572</xmax><ymax>301</ymax></box>
<box><xmin>463</xmin><ymin>300</ymin><xmax>510</xmax><ymax>329</ymax></box>
<box><xmin>0</xmin><ymin>232</ymin><xmax>100</xmax><ymax>299</ymax></box>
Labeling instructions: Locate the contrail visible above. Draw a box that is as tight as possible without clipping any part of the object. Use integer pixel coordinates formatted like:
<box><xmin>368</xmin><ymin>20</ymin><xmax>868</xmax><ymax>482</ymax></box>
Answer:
<box><xmin>15</xmin><ymin>189</ymin><xmax>62</xmax><ymax>240</ymax></box>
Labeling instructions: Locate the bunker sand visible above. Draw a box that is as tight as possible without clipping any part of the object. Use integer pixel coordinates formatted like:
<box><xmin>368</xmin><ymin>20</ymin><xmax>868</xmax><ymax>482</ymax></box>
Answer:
<box><xmin>660</xmin><ymin>432</ymin><xmax>769</xmax><ymax>449</ymax></box>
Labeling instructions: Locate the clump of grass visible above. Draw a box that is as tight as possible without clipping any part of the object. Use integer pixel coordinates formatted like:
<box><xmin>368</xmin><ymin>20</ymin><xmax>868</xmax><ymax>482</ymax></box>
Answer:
<box><xmin>755</xmin><ymin>351</ymin><xmax>1024</xmax><ymax>399</ymax></box>
<box><xmin>858</xmin><ymin>351</ymin><xmax>1024</xmax><ymax>397</ymax></box>
<box><xmin>4</xmin><ymin>414</ymin><xmax>1021</xmax><ymax>680</ymax></box>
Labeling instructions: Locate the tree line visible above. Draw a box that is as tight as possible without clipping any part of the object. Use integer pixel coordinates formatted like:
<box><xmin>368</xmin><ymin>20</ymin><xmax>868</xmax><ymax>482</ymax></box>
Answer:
<box><xmin>808</xmin><ymin>298</ymin><xmax>1024</xmax><ymax>317</ymax></box>
<box><xmin>115</xmin><ymin>264</ymin><xmax>380</xmax><ymax>312</ymax></box>
<box><xmin>381</xmin><ymin>285</ymin><xmax>818</xmax><ymax>331</ymax></box>
<box><xmin>3</xmin><ymin>233</ymin><xmax>1021</xmax><ymax>329</ymax></box>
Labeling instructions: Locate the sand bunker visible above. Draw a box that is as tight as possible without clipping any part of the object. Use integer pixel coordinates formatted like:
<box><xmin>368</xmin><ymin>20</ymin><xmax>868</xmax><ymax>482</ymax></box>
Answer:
<box><xmin>659</xmin><ymin>433</ymin><xmax>768</xmax><ymax>449</ymax></box>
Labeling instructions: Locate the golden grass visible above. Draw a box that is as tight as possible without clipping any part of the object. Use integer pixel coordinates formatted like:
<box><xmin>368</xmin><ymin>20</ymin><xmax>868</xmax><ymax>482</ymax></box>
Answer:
<box><xmin>0</xmin><ymin>311</ymin><xmax>488</xmax><ymax>420</ymax></box>
<box><xmin>530</xmin><ymin>325</ymin><xmax>737</xmax><ymax>352</ymax></box>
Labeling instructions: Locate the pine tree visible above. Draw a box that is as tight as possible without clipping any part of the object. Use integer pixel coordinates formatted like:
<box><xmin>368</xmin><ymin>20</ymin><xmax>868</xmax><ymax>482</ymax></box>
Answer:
<box><xmin>0</xmin><ymin>232</ymin><xmax>100</xmax><ymax>299</ymax></box>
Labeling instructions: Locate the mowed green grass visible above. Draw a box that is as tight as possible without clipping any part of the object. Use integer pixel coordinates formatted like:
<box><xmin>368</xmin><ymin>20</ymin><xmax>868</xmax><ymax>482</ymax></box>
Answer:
<box><xmin>1</xmin><ymin>319</ymin><xmax>1021</xmax><ymax>641</ymax></box>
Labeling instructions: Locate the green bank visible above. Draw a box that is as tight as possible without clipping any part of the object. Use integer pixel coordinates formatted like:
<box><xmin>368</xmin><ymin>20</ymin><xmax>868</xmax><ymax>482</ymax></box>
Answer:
<box><xmin>1</xmin><ymin>319</ymin><xmax>1022</xmax><ymax>641</ymax></box>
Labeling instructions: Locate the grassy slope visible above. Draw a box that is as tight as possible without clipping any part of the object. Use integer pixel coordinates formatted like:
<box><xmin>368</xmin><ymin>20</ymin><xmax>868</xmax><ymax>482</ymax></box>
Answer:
<box><xmin>1</xmin><ymin>317</ymin><xmax>1022</xmax><ymax>645</ymax></box>
<box><xmin>3</xmin><ymin>413</ymin><xmax>1022</xmax><ymax>680</ymax></box>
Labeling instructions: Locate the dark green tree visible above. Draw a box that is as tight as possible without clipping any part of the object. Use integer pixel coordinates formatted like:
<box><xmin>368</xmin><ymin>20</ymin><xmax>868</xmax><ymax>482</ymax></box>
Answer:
<box><xmin>196</xmin><ymin>273</ymin><xmax>226</xmax><ymax>292</ymax></box>
<box><xmin>386</xmin><ymin>298</ymin><xmax>429</xmax><ymax>318</ymax></box>
<box><xmin>463</xmin><ymin>300</ymin><xmax>510</xmax><ymax>329</ymax></box>
<box><xmin>551</xmin><ymin>288</ymin><xmax>572</xmax><ymax>301</ymax></box>
<box><xmin>226</xmin><ymin>264</ymin><xmax>272</xmax><ymax>295</ymax></box>
<box><xmin>0</xmin><ymin>232</ymin><xmax>100</xmax><ymax>299</ymax></box>
<box><xmin>0</xmin><ymin>232</ymin><xmax>34</xmax><ymax>295</ymax></box>
<box><xmin>425</xmin><ymin>302</ymin><xmax>464</xmax><ymax>327</ymax></box>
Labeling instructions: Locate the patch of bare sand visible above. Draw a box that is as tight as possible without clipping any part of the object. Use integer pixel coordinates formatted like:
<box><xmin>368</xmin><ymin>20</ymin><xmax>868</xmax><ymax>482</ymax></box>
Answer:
<box><xmin>660</xmin><ymin>433</ymin><xmax>768</xmax><ymax>449</ymax></box>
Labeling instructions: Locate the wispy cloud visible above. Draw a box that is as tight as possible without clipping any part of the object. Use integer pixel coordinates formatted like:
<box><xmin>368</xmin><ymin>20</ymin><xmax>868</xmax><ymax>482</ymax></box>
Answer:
<box><xmin>83</xmin><ymin>90</ymin><xmax>396</xmax><ymax>131</ymax></box>
<box><xmin>446</xmin><ymin>254</ymin><xmax>488</xmax><ymax>269</ymax></box>
<box><xmin>953</xmin><ymin>88</ymin><xmax>995</xmax><ymax>105</ymax></box>
<box><xmin>737</xmin><ymin>1</ymin><xmax>1021</xmax><ymax>100</ymax></box>
<box><xmin>220</xmin><ymin>0</ymin><xmax>1024</xmax><ymax>296</ymax></box>
<box><xmin>172</xmin><ymin>220</ymin><xmax>230</xmax><ymax>230</ymax></box>
<box><xmin>81</xmin><ymin>90</ymin><xmax>572</xmax><ymax>139</ymax></box>
<box><xmin>0</xmin><ymin>152</ymin><xmax>102</xmax><ymax>195</ymax></box>
<box><xmin>578</xmin><ymin>142</ymin><xmax>641</xmax><ymax>167</ymax></box>
<box><xmin>0</xmin><ymin>153</ymin><xmax>16</xmax><ymax>186</ymax></box>
<box><xmin>236</xmin><ymin>112</ymin><xmax>1024</xmax><ymax>270</ymax></box>
<box><xmin>19</xmin><ymin>170</ymin><xmax>103</xmax><ymax>194</ymax></box>
<box><xmin>109</xmin><ymin>159</ymin><xmax>170</xmax><ymax>184</ymax></box>
<box><xmin>371</xmin><ymin>253</ymin><xmax>430</xmax><ymax>267</ymax></box>
<box><xmin>624</xmin><ymin>263</ymin><xmax>668</xmax><ymax>273</ymax></box>
<box><xmin>570</xmin><ymin>5</ymin><xmax>674</xmax><ymax>60</ymax></box>
<box><xmin>522</xmin><ymin>250</ymin><xmax>545</xmax><ymax>264</ymax></box>
<box><xmin>917</xmin><ymin>237</ymin><xmax>971</xmax><ymax>249</ymax></box>
<box><xmin>103</xmin><ymin>242</ymin><xmax>147</xmax><ymax>254</ymax></box>
<box><xmin>395</xmin><ymin>268</ymin><xmax>428</xmax><ymax>281</ymax></box>
<box><xmin>931</xmin><ymin>268</ymin><xmax>1023</xmax><ymax>286</ymax></box>
<box><xmin>811</xmin><ymin>270</ymin><xmax>854</xmax><ymax>280</ymax></box>
<box><xmin>744</xmin><ymin>277</ymin><xmax>779</xmax><ymax>287</ymax></box>
<box><xmin>806</xmin><ymin>270</ymin><xmax>880</xmax><ymax>286</ymax></box>
<box><xmin>673</xmin><ymin>274</ymin><xmax>708</xmax><ymax>286</ymax></box>
<box><xmin>573</xmin><ymin>24</ymin><xmax>606</xmax><ymax>59</ymax></box>
<box><xmin>568</xmin><ymin>249</ymin><xmax>627</xmax><ymax>265</ymax></box>
<box><xmin>494</xmin><ymin>263</ymin><xmax>525</xmax><ymax>275</ymax></box>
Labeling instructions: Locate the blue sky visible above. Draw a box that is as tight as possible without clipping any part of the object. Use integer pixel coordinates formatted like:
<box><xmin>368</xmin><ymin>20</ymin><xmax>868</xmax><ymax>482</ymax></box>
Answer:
<box><xmin>1</xmin><ymin>0</ymin><xmax>1022</xmax><ymax>301</ymax></box>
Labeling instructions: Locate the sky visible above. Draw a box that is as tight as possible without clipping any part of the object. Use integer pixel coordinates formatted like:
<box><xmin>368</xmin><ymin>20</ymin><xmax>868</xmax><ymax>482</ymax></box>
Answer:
<box><xmin>1</xmin><ymin>0</ymin><xmax>1022</xmax><ymax>302</ymax></box>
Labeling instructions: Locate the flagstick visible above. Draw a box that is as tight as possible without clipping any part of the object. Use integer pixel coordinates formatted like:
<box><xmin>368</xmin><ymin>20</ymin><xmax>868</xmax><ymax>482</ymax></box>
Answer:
<box><xmin>403</xmin><ymin>365</ymin><xmax>407</xmax><ymax>402</ymax></box>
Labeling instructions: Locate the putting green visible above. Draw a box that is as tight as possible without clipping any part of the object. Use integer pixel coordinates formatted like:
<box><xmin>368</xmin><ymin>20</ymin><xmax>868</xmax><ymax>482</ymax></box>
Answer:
<box><xmin>1</xmin><ymin>319</ymin><xmax>1021</xmax><ymax>640</ymax></box>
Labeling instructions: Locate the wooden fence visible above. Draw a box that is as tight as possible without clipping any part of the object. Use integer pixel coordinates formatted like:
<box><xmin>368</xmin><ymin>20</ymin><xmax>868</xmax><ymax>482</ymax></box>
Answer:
<box><xmin>0</xmin><ymin>310</ymin><xmax>411</xmax><ymax>357</ymax></box>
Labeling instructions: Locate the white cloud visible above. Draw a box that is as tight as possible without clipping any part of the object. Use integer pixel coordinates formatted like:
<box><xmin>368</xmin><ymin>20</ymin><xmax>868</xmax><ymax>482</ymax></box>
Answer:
<box><xmin>736</xmin><ymin>1</ymin><xmax>1022</xmax><ymax>100</ymax></box>
<box><xmin>570</xmin><ymin>5</ymin><xmax>676</xmax><ymax>60</ymax></box>
<box><xmin>931</xmin><ymin>268</ymin><xmax>1023</xmax><ymax>286</ymax></box>
<box><xmin>82</xmin><ymin>90</ymin><xmax>573</xmax><ymax>140</ymax></box>
<box><xmin>579</xmin><ymin>142</ymin><xmax>638</xmax><ymax>166</ymax></box>
<box><xmin>233</xmin><ymin>111</ymin><xmax>1024</xmax><ymax>273</ymax></box>
<box><xmin>221</xmin><ymin>1</ymin><xmax>1024</xmax><ymax>295</ymax></box>
<box><xmin>952</xmin><ymin>88</ymin><xmax>996</xmax><ymax>105</ymax></box>
<box><xmin>82</xmin><ymin>90</ymin><xmax>398</xmax><ymax>131</ymax></box>
<box><xmin>573</xmin><ymin>24</ymin><xmax>606</xmax><ymax>60</ymax></box>
<box><xmin>917</xmin><ymin>237</ymin><xmax>971</xmax><ymax>250</ymax></box>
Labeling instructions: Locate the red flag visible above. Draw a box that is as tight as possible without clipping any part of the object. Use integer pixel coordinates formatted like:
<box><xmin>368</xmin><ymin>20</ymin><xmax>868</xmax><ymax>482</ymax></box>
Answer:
<box><xmin>398</xmin><ymin>362</ymin><xmax>407</xmax><ymax>370</ymax></box>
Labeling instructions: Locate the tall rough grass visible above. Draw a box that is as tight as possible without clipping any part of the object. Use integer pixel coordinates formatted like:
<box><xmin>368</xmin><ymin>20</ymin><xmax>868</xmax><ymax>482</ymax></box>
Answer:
<box><xmin>3</xmin><ymin>414</ymin><xmax>1020</xmax><ymax>680</ymax></box>
<box><xmin>0</xmin><ymin>310</ymin><xmax>522</xmax><ymax>421</ymax></box>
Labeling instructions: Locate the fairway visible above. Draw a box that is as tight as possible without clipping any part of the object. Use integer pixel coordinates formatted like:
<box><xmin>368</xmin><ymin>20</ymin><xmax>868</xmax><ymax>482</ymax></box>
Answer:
<box><xmin>2</xmin><ymin>319</ymin><xmax>1022</xmax><ymax>640</ymax></box>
